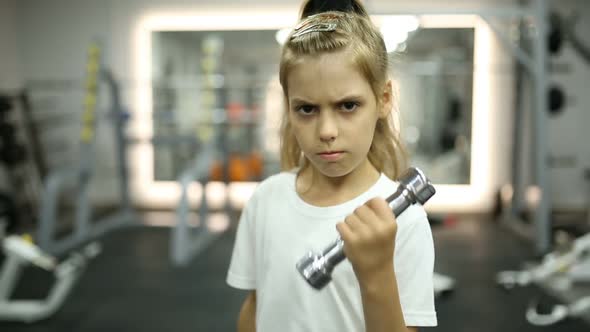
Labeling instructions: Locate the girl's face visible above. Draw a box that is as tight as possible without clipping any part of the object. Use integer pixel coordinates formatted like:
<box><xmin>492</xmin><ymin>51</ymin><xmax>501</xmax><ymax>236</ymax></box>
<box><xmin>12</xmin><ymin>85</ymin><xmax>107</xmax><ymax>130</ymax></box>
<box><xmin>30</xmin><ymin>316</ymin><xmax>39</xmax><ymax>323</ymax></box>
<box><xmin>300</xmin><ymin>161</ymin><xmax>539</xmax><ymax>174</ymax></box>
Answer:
<box><xmin>286</xmin><ymin>49</ymin><xmax>391</xmax><ymax>178</ymax></box>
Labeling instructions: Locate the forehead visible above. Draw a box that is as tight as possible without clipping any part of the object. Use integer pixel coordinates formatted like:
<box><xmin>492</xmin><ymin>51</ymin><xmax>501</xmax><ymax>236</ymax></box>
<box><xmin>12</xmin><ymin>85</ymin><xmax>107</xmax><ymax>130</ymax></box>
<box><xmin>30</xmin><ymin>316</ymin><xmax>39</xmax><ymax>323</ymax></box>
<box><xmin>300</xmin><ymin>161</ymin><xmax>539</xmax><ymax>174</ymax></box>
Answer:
<box><xmin>286</xmin><ymin>50</ymin><xmax>372</xmax><ymax>101</ymax></box>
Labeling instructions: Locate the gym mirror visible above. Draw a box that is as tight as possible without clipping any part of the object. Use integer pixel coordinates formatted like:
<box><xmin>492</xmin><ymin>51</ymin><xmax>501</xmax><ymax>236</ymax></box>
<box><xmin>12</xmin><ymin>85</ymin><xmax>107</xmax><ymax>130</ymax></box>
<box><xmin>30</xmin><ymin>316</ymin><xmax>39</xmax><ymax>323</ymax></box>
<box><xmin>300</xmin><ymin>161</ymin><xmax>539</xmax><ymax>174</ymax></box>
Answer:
<box><xmin>149</xmin><ymin>27</ymin><xmax>474</xmax><ymax>184</ymax></box>
<box><xmin>135</xmin><ymin>11</ymin><xmax>485</xmax><ymax>211</ymax></box>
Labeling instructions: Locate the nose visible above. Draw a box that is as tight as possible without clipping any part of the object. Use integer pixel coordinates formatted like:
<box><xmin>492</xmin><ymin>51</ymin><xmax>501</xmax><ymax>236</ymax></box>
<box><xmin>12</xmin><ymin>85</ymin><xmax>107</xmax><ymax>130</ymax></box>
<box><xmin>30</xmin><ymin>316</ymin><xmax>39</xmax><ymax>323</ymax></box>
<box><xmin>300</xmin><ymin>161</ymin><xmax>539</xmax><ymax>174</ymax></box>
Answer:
<box><xmin>318</xmin><ymin>110</ymin><xmax>338</xmax><ymax>143</ymax></box>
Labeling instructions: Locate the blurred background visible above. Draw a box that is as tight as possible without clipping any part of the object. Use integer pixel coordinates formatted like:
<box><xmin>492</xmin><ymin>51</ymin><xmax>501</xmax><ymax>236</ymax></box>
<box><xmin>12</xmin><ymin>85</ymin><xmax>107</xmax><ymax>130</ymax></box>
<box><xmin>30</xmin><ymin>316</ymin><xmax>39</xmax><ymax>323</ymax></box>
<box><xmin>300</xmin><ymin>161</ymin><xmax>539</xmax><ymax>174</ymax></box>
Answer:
<box><xmin>0</xmin><ymin>0</ymin><xmax>589</xmax><ymax>331</ymax></box>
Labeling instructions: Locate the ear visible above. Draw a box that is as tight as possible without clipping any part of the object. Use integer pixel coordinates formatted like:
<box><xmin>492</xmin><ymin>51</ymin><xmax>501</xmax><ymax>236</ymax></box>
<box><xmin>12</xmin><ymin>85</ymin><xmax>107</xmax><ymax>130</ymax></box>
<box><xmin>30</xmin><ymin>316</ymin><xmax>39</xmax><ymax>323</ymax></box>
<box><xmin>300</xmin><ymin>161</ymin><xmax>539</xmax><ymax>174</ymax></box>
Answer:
<box><xmin>378</xmin><ymin>80</ymin><xmax>393</xmax><ymax>119</ymax></box>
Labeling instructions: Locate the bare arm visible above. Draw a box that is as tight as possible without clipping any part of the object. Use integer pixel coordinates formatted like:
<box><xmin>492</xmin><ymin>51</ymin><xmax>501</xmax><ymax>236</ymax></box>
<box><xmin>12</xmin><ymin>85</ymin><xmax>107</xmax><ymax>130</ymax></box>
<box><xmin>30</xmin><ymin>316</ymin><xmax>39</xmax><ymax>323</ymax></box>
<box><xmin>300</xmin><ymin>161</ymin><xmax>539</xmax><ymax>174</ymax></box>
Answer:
<box><xmin>358</xmin><ymin>264</ymin><xmax>417</xmax><ymax>332</ymax></box>
<box><xmin>237</xmin><ymin>291</ymin><xmax>256</xmax><ymax>332</ymax></box>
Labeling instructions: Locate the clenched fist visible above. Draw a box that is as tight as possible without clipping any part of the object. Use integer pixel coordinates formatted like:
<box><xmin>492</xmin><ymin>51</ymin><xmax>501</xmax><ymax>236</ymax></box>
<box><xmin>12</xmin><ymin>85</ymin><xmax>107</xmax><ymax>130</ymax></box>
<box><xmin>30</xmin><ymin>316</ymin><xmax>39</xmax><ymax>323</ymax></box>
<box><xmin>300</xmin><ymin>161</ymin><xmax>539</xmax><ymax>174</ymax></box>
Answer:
<box><xmin>336</xmin><ymin>197</ymin><xmax>397</xmax><ymax>282</ymax></box>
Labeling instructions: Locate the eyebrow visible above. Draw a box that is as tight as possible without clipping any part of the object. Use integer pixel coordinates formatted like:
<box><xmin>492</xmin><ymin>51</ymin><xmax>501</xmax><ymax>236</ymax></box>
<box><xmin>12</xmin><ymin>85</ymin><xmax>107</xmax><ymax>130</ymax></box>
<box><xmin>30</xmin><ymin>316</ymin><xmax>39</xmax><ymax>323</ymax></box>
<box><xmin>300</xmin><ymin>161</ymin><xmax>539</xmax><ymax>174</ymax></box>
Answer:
<box><xmin>290</xmin><ymin>95</ymin><xmax>365</xmax><ymax>106</ymax></box>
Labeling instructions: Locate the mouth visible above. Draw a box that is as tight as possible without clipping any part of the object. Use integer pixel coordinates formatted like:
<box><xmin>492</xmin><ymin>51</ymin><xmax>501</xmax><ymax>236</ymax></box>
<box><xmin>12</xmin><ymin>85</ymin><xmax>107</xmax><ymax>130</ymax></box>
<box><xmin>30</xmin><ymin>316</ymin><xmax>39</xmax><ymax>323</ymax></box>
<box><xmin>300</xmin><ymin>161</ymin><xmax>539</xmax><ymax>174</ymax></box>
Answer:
<box><xmin>317</xmin><ymin>151</ymin><xmax>344</xmax><ymax>161</ymax></box>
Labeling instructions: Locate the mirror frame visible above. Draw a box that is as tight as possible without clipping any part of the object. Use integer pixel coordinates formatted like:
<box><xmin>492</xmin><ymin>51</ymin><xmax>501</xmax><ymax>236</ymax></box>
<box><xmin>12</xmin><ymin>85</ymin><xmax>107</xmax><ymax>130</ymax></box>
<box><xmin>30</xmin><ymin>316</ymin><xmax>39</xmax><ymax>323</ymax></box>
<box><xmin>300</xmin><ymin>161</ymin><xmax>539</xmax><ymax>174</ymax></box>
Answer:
<box><xmin>131</xmin><ymin>8</ymin><xmax>495</xmax><ymax>214</ymax></box>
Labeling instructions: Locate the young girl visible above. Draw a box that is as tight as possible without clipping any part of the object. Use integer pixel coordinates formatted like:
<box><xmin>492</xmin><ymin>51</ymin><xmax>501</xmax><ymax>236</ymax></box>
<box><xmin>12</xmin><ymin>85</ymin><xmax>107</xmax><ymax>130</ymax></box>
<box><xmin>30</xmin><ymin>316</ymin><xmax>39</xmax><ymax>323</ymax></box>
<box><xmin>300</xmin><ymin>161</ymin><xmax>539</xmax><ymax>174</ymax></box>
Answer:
<box><xmin>226</xmin><ymin>1</ymin><xmax>437</xmax><ymax>331</ymax></box>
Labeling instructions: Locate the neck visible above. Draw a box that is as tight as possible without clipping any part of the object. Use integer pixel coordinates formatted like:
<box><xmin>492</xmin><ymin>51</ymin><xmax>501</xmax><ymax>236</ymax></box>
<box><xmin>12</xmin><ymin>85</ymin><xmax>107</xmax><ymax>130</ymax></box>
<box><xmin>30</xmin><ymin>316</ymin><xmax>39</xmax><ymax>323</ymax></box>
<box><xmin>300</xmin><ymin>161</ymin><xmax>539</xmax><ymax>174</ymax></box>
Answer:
<box><xmin>296</xmin><ymin>159</ymin><xmax>381</xmax><ymax>207</ymax></box>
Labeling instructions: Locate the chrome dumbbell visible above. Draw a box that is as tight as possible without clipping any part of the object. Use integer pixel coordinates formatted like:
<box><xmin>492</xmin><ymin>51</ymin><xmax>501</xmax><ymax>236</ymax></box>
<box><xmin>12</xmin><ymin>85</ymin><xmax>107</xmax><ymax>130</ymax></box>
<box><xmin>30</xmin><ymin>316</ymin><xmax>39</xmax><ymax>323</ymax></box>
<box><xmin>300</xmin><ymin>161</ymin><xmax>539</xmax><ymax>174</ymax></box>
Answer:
<box><xmin>296</xmin><ymin>167</ymin><xmax>436</xmax><ymax>290</ymax></box>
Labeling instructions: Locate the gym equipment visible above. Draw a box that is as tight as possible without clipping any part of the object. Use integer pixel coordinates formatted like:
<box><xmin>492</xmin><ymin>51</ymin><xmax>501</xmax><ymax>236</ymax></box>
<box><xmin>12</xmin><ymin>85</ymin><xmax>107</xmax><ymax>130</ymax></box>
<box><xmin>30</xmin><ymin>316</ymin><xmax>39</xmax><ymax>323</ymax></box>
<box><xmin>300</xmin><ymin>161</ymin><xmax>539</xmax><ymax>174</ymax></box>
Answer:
<box><xmin>0</xmin><ymin>192</ymin><xmax>17</xmax><ymax>234</ymax></box>
<box><xmin>172</xmin><ymin>139</ymin><xmax>218</xmax><ymax>266</ymax></box>
<box><xmin>547</xmin><ymin>85</ymin><xmax>565</xmax><ymax>116</ymax></box>
<box><xmin>37</xmin><ymin>42</ymin><xmax>135</xmax><ymax>256</ymax></box>
<box><xmin>502</xmin><ymin>2</ymin><xmax>590</xmax><ymax>256</ymax></box>
<box><xmin>526</xmin><ymin>296</ymin><xmax>590</xmax><ymax>326</ymax></box>
<box><xmin>209</xmin><ymin>152</ymin><xmax>264</xmax><ymax>182</ymax></box>
<box><xmin>489</xmin><ymin>0</ymin><xmax>551</xmax><ymax>256</ymax></box>
<box><xmin>296</xmin><ymin>167</ymin><xmax>436</xmax><ymax>290</ymax></box>
<box><xmin>496</xmin><ymin>233</ymin><xmax>590</xmax><ymax>289</ymax></box>
<box><xmin>496</xmin><ymin>232</ymin><xmax>590</xmax><ymax>326</ymax></box>
<box><xmin>0</xmin><ymin>144</ymin><xmax>27</xmax><ymax>166</ymax></box>
<box><xmin>0</xmin><ymin>96</ymin><xmax>10</xmax><ymax>115</ymax></box>
<box><xmin>0</xmin><ymin>93</ymin><xmax>43</xmax><ymax>232</ymax></box>
<box><xmin>0</xmin><ymin>235</ymin><xmax>100</xmax><ymax>322</ymax></box>
<box><xmin>16</xmin><ymin>92</ymin><xmax>48</xmax><ymax>179</ymax></box>
<box><xmin>0</xmin><ymin>122</ymin><xmax>16</xmax><ymax>142</ymax></box>
<box><xmin>547</xmin><ymin>12</ymin><xmax>563</xmax><ymax>54</ymax></box>
<box><xmin>171</xmin><ymin>35</ymin><xmax>226</xmax><ymax>266</ymax></box>
<box><xmin>549</xmin><ymin>11</ymin><xmax>590</xmax><ymax>65</ymax></box>
<box><xmin>0</xmin><ymin>42</ymin><xmax>137</xmax><ymax>322</ymax></box>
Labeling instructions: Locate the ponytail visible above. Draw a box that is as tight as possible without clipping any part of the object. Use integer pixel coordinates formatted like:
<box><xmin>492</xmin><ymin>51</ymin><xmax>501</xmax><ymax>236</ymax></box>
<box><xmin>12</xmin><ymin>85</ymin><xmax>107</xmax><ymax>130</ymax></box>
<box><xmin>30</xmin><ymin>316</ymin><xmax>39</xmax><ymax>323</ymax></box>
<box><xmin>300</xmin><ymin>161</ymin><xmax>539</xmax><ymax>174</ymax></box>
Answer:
<box><xmin>300</xmin><ymin>0</ymin><xmax>369</xmax><ymax>19</ymax></box>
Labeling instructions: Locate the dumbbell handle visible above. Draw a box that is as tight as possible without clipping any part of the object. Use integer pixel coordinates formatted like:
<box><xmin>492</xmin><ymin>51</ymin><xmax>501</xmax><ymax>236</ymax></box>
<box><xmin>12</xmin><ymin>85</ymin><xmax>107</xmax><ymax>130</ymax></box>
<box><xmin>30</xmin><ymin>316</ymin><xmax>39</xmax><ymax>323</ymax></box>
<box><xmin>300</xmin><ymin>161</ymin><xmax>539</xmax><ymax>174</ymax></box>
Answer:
<box><xmin>296</xmin><ymin>167</ymin><xmax>436</xmax><ymax>289</ymax></box>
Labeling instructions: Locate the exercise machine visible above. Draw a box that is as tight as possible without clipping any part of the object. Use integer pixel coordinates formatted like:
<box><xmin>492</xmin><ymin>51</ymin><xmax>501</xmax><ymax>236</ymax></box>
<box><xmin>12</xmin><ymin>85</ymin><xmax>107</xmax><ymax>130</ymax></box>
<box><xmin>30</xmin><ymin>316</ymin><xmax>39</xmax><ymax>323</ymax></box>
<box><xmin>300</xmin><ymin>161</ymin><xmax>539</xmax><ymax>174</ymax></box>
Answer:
<box><xmin>171</xmin><ymin>140</ymin><xmax>219</xmax><ymax>266</ymax></box>
<box><xmin>496</xmin><ymin>233</ymin><xmax>590</xmax><ymax>289</ymax></box>
<box><xmin>496</xmin><ymin>232</ymin><xmax>590</xmax><ymax>325</ymax></box>
<box><xmin>170</xmin><ymin>35</ymin><xmax>229</xmax><ymax>266</ymax></box>
<box><xmin>37</xmin><ymin>42</ymin><xmax>136</xmax><ymax>256</ymax></box>
<box><xmin>0</xmin><ymin>235</ymin><xmax>100</xmax><ymax>322</ymax></box>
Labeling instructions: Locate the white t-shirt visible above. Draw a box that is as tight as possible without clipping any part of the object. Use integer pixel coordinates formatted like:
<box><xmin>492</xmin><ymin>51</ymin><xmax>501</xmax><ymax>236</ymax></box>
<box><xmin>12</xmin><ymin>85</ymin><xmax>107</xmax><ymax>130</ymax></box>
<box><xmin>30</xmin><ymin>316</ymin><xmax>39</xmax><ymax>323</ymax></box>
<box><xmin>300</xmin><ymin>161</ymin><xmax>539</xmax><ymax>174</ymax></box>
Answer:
<box><xmin>226</xmin><ymin>171</ymin><xmax>437</xmax><ymax>331</ymax></box>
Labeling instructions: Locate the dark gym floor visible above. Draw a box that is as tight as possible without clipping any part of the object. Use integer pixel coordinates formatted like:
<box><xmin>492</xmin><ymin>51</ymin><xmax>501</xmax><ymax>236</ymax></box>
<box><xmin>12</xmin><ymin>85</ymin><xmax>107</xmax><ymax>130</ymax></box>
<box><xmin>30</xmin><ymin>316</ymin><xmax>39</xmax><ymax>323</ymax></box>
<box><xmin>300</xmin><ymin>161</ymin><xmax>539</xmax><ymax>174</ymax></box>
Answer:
<box><xmin>1</xmin><ymin>213</ymin><xmax>589</xmax><ymax>332</ymax></box>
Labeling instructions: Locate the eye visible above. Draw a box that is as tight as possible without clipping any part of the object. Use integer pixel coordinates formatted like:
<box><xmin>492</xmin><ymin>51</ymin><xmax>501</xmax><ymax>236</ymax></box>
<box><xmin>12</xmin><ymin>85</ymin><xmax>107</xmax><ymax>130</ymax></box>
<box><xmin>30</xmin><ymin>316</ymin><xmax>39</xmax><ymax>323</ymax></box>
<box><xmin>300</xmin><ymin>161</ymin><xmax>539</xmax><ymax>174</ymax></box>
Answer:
<box><xmin>340</xmin><ymin>101</ymin><xmax>359</xmax><ymax>113</ymax></box>
<box><xmin>295</xmin><ymin>104</ymin><xmax>317</xmax><ymax>115</ymax></box>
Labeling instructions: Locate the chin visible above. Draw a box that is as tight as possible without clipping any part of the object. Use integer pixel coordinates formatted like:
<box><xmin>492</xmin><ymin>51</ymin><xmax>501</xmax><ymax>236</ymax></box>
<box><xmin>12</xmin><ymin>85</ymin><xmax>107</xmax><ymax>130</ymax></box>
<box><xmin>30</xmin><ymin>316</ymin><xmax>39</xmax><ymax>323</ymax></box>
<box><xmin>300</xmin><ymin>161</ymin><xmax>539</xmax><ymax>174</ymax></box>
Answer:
<box><xmin>314</xmin><ymin>163</ymin><xmax>353</xmax><ymax>178</ymax></box>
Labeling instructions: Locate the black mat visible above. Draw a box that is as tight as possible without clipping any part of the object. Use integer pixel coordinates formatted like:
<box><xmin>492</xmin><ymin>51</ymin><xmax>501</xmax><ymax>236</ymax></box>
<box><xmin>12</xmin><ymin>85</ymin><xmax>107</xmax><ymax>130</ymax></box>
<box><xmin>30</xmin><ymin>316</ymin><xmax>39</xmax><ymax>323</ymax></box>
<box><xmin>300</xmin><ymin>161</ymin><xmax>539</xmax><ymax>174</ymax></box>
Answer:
<box><xmin>429</xmin><ymin>216</ymin><xmax>589</xmax><ymax>332</ymax></box>
<box><xmin>0</xmin><ymin>214</ymin><xmax>588</xmax><ymax>332</ymax></box>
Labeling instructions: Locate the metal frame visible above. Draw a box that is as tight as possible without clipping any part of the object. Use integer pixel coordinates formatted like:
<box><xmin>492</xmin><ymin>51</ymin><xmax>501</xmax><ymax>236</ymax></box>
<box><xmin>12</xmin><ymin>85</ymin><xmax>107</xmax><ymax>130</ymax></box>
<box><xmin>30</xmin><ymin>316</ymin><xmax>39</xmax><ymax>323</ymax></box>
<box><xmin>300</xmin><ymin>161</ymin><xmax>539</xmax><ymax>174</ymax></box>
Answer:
<box><xmin>35</xmin><ymin>53</ymin><xmax>225</xmax><ymax>266</ymax></box>
<box><xmin>171</xmin><ymin>141</ymin><xmax>220</xmax><ymax>266</ymax></box>
<box><xmin>0</xmin><ymin>236</ymin><xmax>100</xmax><ymax>323</ymax></box>
<box><xmin>170</xmin><ymin>32</ymin><xmax>231</xmax><ymax>266</ymax></box>
<box><xmin>378</xmin><ymin>1</ymin><xmax>551</xmax><ymax>253</ymax></box>
<box><xmin>408</xmin><ymin>1</ymin><xmax>590</xmax><ymax>325</ymax></box>
<box><xmin>37</xmin><ymin>68</ymin><xmax>136</xmax><ymax>256</ymax></box>
<box><xmin>479</xmin><ymin>0</ymin><xmax>551</xmax><ymax>255</ymax></box>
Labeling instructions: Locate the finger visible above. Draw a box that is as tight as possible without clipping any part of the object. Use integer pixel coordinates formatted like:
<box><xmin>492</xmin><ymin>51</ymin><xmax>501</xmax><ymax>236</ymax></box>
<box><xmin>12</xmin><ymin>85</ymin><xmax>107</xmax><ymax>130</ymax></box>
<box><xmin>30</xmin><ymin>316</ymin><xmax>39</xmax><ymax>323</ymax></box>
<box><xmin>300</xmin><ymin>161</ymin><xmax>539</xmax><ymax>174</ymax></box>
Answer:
<box><xmin>336</xmin><ymin>221</ymin><xmax>355</xmax><ymax>242</ymax></box>
<box><xmin>366</xmin><ymin>197</ymin><xmax>396</xmax><ymax>223</ymax></box>
<box><xmin>344</xmin><ymin>213</ymin><xmax>362</xmax><ymax>232</ymax></box>
<box><xmin>366</xmin><ymin>198</ymin><xmax>398</xmax><ymax>237</ymax></box>
<box><xmin>353</xmin><ymin>204</ymin><xmax>380</xmax><ymax>229</ymax></box>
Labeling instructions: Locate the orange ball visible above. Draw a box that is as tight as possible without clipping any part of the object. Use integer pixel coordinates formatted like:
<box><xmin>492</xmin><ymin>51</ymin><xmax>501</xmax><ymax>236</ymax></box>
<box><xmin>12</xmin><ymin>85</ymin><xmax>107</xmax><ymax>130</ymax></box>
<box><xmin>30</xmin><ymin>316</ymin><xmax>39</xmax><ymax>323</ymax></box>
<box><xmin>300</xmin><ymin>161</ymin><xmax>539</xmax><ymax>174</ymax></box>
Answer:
<box><xmin>209</xmin><ymin>160</ymin><xmax>223</xmax><ymax>181</ymax></box>
<box><xmin>248</xmin><ymin>151</ymin><xmax>264</xmax><ymax>179</ymax></box>
<box><xmin>229</xmin><ymin>155</ymin><xmax>249</xmax><ymax>181</ymax></box>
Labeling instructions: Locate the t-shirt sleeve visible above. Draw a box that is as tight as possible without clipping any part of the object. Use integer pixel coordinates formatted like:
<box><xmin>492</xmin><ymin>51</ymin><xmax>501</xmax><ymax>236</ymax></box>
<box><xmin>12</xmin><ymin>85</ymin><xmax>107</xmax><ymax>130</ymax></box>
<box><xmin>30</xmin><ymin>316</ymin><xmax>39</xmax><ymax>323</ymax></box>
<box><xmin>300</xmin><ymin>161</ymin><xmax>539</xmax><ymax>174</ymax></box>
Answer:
<box><xmin>226</xmin><ymin>193</ymin><xmax>257</xmax><ymax>290</ymax></box>
<box><xmin>394</xmin><ymin>209</ymin><xmax>438</xmax><ymax>327</ymax></box>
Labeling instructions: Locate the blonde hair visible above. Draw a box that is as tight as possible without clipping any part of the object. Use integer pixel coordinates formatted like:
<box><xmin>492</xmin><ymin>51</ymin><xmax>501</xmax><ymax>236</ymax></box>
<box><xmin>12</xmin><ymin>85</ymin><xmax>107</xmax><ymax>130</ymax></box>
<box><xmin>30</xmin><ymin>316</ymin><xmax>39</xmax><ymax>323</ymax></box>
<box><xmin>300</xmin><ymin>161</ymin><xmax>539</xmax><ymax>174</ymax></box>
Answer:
<box><xmin>278</xmin><ymin>0</ymin><xmax>407</xmax><ymax>180</ymax></box>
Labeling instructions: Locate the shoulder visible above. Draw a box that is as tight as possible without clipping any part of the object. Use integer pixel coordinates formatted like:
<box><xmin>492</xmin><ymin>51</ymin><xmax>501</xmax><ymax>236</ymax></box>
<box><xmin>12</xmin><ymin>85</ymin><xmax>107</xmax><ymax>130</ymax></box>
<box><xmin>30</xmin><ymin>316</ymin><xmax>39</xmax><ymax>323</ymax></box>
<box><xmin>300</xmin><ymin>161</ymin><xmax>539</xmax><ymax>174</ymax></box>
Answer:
<box><xmin>253</xmin><ymin>170</ymin><xmax>295</xmax><ymax>195</ymax></box>
<box><xmin>247</xmin><ymin>170</ymin><xmax>296</xmax><ymax>205</ymax></box>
